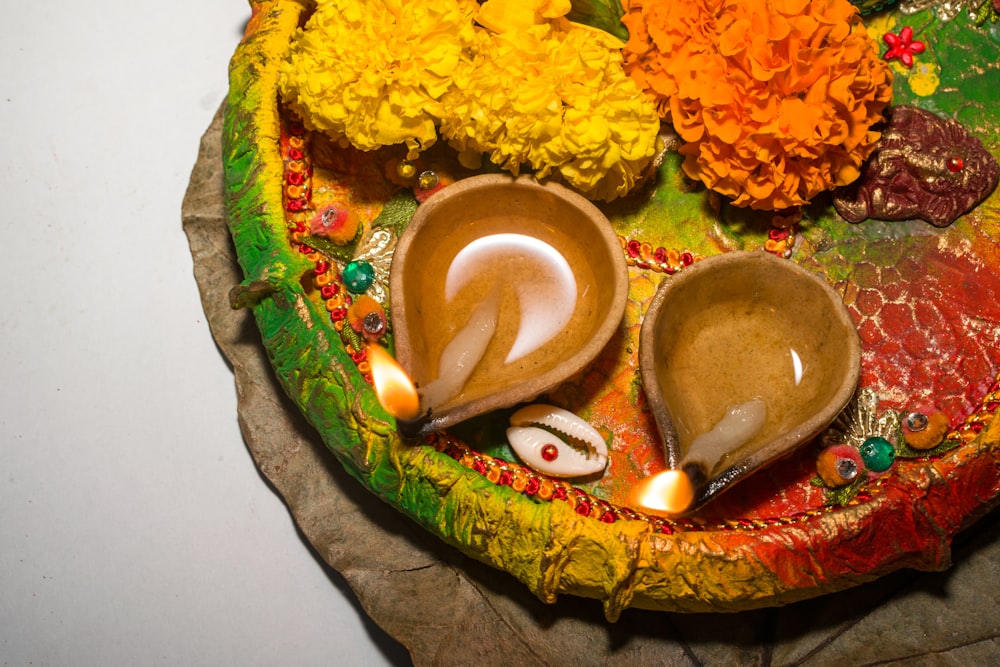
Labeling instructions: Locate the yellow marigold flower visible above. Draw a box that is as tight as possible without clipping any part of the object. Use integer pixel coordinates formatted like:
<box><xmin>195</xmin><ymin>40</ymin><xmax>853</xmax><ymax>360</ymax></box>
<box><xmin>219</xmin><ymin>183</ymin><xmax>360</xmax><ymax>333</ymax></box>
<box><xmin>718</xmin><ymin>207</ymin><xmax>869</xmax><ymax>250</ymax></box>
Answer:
<box><xmin>280</xmin><ymin>0</ymin><xmax>657</xmax><ymax>200</ymax></box>
<box><xmin>622</xmin><ymin>0</ymin><xmax>893</xmax><ymax>210</ymax></box>
<box><xmin>477</xmin><ymin>0</ymin><xmax>572</xmax><ymax>33</ymax></box>
<box><xmin>278</xmin><ymin>0</ymin><xmax>479</xmax><ymax>158</ymax></box>
<box><xmin>441</xmin><ymin>23</ymin><xmax>659</xmax><ymax>200</ymax></box>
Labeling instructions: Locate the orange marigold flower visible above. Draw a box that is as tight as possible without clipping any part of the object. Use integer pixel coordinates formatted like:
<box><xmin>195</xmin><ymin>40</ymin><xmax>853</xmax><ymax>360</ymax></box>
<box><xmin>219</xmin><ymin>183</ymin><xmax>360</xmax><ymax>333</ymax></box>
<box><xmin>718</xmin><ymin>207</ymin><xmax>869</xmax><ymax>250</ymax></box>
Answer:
<box><xmin>621</xmin><ymin>0</ymin><xmax>893</xmax><ymax>210</ymax></box>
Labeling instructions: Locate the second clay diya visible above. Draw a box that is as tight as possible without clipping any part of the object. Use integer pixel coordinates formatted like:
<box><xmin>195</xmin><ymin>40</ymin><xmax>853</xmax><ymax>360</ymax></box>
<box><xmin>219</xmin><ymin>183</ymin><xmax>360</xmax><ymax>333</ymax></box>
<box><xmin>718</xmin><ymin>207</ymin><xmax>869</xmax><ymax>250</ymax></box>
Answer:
<box><xmin>388</xmin><ymin>174</ymin><xmax>628</xmax><ymax>436</ymax></box>
<box><xmin>637</xmin><ymin>251</ymin><xmax>862</xmax><ymax>513</ymax></box>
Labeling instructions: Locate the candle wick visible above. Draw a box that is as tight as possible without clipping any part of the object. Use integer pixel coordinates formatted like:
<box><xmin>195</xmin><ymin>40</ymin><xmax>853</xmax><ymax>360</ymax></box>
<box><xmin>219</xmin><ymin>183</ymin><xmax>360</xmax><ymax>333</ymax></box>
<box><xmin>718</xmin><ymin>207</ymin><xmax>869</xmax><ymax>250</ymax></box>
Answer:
<box><xmin>419</xmin><ymin>291</ymin><xmax>500</xmax><ymax>410</ymax></box>
<box><xmin>680</xmin><ymin>398</ymin><xmax>767</xmax><ymax>474</ymax></box>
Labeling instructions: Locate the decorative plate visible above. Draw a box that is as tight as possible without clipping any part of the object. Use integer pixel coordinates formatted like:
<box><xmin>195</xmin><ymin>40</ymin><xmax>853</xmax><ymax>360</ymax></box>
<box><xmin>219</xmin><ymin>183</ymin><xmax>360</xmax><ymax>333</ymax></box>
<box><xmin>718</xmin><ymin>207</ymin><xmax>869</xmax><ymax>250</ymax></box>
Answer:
<box><xmin>223</xmin><ymin>0</ymin><xmax>1000</xmax><ymax>617</ymax></box>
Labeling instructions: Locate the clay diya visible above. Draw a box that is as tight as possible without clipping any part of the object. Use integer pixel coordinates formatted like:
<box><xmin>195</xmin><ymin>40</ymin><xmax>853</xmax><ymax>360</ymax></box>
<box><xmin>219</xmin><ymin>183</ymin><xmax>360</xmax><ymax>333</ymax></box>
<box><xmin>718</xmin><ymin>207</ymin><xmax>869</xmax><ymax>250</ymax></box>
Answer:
<box><xmin>389</xmin><ymin>174</ymin><xmax>628</xmax><ymax>436</ymax></box>
<box><xmin>638</xmin><ymin>251</ymin><xmax>861</xmax><ymax>513</ymax></box>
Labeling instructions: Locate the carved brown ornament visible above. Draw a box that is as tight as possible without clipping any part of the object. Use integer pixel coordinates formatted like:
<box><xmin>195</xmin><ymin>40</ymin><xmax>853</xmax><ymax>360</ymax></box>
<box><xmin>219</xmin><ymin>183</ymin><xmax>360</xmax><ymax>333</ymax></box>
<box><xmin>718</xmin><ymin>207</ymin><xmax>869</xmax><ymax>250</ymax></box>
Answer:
<box><xmin>834</xmin><ymin>105</ymin><xmax>999</xmax><ymax>227</ymax></box>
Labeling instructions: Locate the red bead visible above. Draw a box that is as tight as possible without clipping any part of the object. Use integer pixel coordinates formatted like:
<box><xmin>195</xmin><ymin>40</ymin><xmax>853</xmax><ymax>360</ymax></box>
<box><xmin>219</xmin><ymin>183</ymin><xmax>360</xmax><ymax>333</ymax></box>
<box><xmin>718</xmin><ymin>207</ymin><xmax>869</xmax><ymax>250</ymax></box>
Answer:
<box><xmin>287</xmin><ymin>171</ymin><xmax>305</xmax><ymax>186</ymax></box>
<box><xmin>498</xmin><ymin>471</ymin><xmax>513</xmax><ymax>486</ymax></box>
<box><xmin>286</xmin><ymin>198</ymin><xmax>306</xmax><ymax>212</ymax></box>
<box><xmin>575</xmin><ymin>501</ymin><xmax>591</xmax><ymax>516</ymax></box>
<box><xmin>946</xmin><ymin>156</ymin><xmax>964</xmax><ymax>173</ymax></box>
<box><xmin>553</xmin><ymin>486</ymin><xmax>568</xmax><ymax>500</ymax></box>
<box><xmin>681</xmin><ymin>252</ymin><xmax>694</xmax><ymax>266</ymax></box>
<box><xmin>524</xmin><ymin>477</ymin><xmax>540</xmax><ymax>496</ymax></box>
<box><xmin>320</xmin><ymin>284</ymin><xmax>339</xmax><ymax>299</ymax></box>
<box><xmin>330</xmin><ymin>308</ymin><xmax>347</xmax><ymax>322</ymax></box>
<box><xmin>600</xmin><ymin>511</ymin><xmax>616</xmax><ymax>523</ymax></box>
<box><xmin>540</xmin><ymin>444</ymin><xmax>559</xmax><ymax>461</ymax></box>
<box><xmin>626</xmin><ymin>239</ymin><xmax>641</xmax><ymax>258</ymax></box>
<box><xmin>654</xmin><ymin>247</ymin><xmax>667</xmax><ymax>264</ymax></box>
<box><xmin>288</xmin><ymin>148</ymin><xmax>304</xmax><ymax>160</ymax></box>
<box><xmin>472</xmin><ymin>459</ymin><xmax>487</xmax><ymax>475</ymax></box>
<box><xmin>314</xmin><ymin>260</ymin><xmax>329</xmax><ymax>275</ymax></box>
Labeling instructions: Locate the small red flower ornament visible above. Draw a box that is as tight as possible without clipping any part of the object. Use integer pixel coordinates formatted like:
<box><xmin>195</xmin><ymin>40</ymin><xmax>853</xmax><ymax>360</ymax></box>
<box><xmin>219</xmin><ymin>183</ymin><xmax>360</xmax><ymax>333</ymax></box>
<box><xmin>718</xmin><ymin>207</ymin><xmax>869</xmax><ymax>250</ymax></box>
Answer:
<box><xmin>883</xmin><ymin>26</ymin><xmax>925</xmax><ymax>67</ymax></box>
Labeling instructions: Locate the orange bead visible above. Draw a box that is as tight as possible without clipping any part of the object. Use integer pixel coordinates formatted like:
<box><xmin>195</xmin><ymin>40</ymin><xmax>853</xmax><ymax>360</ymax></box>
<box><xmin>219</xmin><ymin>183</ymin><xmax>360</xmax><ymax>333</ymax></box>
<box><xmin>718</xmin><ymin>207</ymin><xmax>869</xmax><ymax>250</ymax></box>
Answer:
<box><xmin>817</xmin><ymin>444</ymin><xmax>862</xmax><ymax>487</ymax></box>
<box><xmin>903</xmin><ymin>412</ymin><xmax>950</xmax><ymax>450</ymax></box>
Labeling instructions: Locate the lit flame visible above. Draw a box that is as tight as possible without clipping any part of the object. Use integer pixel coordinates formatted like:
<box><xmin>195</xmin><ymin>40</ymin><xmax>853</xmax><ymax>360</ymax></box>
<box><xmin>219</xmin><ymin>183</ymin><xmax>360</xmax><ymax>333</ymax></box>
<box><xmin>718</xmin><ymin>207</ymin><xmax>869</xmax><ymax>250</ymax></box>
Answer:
<box><xmin>368</xmin><ymin>344</ymin><xmax>420</xmax><ymax>421</ymax></box>
<box><xmin>632</xmin><ymin>469</ymin><xmax>694</xmax><ymax>515</ymax></box>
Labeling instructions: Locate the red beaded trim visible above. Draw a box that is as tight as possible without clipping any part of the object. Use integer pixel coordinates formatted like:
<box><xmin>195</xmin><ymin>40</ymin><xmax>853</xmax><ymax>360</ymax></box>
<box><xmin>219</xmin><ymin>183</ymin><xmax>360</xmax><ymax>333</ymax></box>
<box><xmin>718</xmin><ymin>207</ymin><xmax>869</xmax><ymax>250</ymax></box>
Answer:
<box><xmin>618</xmin><ymin>225</ymin><xmax>796</xmax><ymax>275</ymax></box>
<box><xmin>427</xmin><ymin>434</ymin><xmax>891</xmax><ymax>533</ymax></box>
<box><xmin>281</xmin><ymin>114</ymin><xmax>373</xmax><ymax>383</ymax></box>
<box><xmin>764</xmin><ymin>225</ymin><xmax>796</xmax><ymax>257</ymax></box>
<box><xmin>938</xmin><ymin>378</ymin><xmax>999</xmax><ymax>449</ymax></box>
<box><xmin>620</xmin><ymin>237</ymin><xmax>700</xmax><ymax>274</ymax></box>
<box><xmin>426</xmin><ymin>374</ymin><xmax>1000</xmax><ymax>531</ymax></box>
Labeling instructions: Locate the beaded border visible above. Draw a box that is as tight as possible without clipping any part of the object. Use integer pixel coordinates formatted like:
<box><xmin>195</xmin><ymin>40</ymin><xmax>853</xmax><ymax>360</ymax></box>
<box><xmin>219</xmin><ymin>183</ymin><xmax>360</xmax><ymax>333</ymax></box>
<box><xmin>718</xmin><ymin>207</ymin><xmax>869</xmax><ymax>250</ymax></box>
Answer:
<box><xmin>427</xmin><ymin>431</ymin><xmax>889</xmax><ymax>533</ymax></box>
<box><xmin>282</xmin><ymin>116</ymin><xmax>373</xmax><ymax>382</ymax></box>
<box><xmin>427</xmin><ymin>377</ymin><xmax>999</xmax><ymax>533</ymax></box>
<box><xmin>619</xmin><ymin>225</ymin><xmax>796</xmax><ymax>275</ymax></box>
<box><xmin>277</xmin><ymin>118</ymin><xmax>999</xmax><ymax>532</ymax></box>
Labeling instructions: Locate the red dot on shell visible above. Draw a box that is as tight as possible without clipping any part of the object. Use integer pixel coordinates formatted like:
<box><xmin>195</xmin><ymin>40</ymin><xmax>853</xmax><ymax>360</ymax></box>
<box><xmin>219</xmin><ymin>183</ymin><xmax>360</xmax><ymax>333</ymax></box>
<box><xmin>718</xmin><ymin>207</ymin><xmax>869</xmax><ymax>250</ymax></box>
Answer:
<box><xmin>541</xmin><ymin>444</ymin><xmax>559</xmax><ymax>461</ymax></box>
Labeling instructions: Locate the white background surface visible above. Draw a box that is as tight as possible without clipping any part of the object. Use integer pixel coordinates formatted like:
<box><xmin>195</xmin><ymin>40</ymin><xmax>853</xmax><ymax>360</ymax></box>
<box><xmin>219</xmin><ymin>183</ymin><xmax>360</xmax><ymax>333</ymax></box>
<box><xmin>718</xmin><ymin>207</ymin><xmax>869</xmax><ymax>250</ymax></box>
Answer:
<box><xmin>0</xmin><ymin>2</ymin><xmax>410</xmax><ymax>665</ymax></box>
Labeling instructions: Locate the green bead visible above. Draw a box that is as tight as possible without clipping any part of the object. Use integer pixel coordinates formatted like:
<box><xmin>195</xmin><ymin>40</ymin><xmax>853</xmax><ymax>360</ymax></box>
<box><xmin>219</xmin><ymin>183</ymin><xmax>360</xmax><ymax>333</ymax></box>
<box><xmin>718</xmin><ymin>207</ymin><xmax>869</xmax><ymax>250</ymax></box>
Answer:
<box><xmin>860</xmin><ymin>436</ymin><xmax>895</xmax><ymax>472</ymax></box>
<box><xmin>342</xmin><ymin>260</ymin><xmax>375</xmax><ymax>294</ymax></box>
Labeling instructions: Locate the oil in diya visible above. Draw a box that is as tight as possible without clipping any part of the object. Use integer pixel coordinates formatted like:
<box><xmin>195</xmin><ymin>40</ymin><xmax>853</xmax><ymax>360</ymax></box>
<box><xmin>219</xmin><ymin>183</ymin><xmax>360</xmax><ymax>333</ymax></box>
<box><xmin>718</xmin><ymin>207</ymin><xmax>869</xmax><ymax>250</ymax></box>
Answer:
<box><xmin>388</xmin><ymin>174</ymin><xmax>628</xmax><ymax>436</ymax></box>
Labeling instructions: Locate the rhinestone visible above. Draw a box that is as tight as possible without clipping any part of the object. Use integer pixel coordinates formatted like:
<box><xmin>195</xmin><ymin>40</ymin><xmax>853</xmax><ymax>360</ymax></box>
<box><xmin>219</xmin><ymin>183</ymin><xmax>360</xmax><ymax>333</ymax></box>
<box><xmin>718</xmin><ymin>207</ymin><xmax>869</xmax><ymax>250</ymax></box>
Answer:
<box><xmin>362</xmin><ymin>311</ymin><xmax>384</xmax><ymax>336</ymax></box>
<box><xmin>835</xmin><ymin>457</ymin><xmax>859</xmax><ymax>481</ymax></box>
<box><xmin>905</xmin><ymin>412</ymin><xmax>928</xmax><ymax>431</ymax></box>
<box><xmin>417</xmin><ymin>170</ymin><xmax>439</xmax><ymax>190</ymax></box>
<box><xmin>396</xmin><ymin>160</ymin><xmax>417</xmax><ymax>180</ymax></box>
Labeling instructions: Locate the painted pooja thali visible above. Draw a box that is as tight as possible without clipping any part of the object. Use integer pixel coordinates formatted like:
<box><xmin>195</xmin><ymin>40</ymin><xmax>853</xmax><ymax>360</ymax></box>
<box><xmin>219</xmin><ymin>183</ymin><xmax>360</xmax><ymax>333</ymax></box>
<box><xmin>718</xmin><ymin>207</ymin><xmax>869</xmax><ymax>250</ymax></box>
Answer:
<box><xmin>223</xmin><ymin>0</ymin><xmax>1000</xmax><ymax>616</ymax></box>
